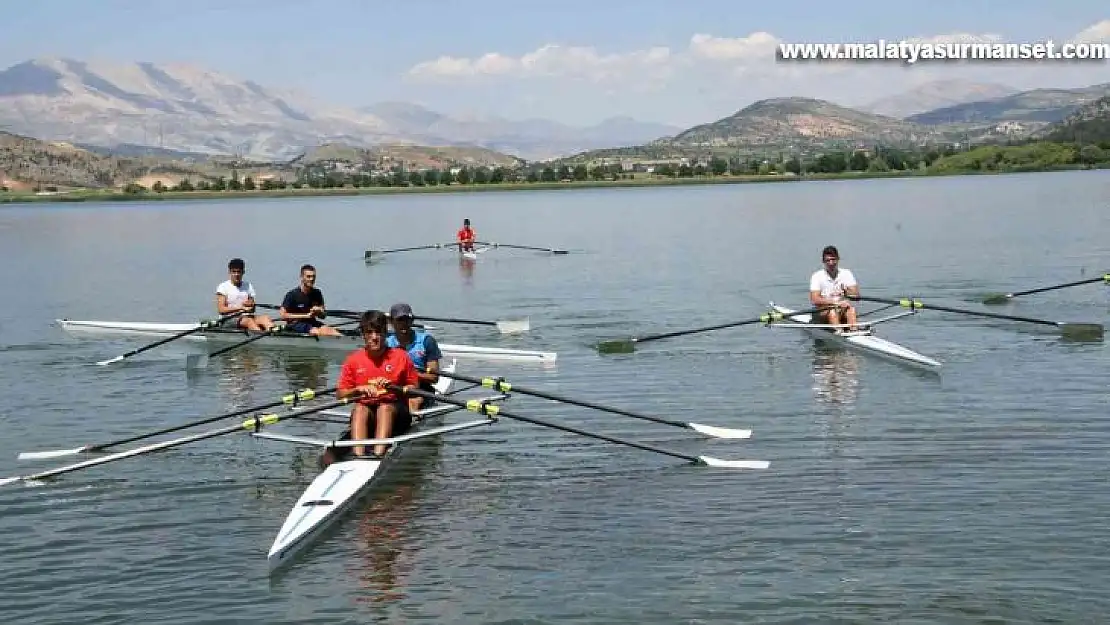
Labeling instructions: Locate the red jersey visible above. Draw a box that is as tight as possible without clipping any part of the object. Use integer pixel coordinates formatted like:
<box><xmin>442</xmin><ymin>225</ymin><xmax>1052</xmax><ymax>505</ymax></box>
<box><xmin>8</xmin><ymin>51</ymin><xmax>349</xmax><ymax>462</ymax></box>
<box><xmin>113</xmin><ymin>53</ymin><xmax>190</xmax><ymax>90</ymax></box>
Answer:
<box><xmin>457</xmin><ymin>227</ymin><xmax>475</xmax><ymax>243</ymax></box>
<box><xmin>337</xmin><ymin>347</ymin><xmax>419</xmax><ymax>405</ymax></box>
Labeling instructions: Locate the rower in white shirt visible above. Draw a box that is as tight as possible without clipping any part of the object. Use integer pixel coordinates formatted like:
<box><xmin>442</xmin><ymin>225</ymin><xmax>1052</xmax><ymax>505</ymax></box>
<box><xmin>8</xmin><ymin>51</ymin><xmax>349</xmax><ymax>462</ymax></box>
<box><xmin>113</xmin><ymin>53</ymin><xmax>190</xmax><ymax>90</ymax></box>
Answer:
<box><xmin>216</xmin><ymin>257</ymin><xmax>275</xmax><ymax>332</ymax></box>
<box><xmin>809</xmin><ymin>245</ymin><xmax>859</xmax><ymax>333</ymax></box>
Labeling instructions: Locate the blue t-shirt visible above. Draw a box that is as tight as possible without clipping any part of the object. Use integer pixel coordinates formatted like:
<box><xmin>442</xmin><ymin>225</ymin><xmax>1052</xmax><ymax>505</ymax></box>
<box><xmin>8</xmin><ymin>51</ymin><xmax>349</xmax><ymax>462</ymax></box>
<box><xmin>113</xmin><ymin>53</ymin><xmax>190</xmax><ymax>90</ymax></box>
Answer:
<box><xmin>386</xmin><ymin>330</ymin><xmax>442</xmax><ymax>370</ymax></box>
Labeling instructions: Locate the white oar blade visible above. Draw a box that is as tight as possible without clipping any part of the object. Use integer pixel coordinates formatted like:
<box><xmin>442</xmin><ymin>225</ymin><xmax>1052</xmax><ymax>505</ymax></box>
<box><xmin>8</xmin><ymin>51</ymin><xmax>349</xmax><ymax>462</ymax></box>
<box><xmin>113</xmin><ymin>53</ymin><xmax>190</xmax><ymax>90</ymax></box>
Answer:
<box><xmin>687</xmin><ymin>423</ymin><xmax>752</xmax><ymax>439</ymax></box>
<box><xmin>0</xmin><ymin>477</ymin><xmax>21</xmax><ymax>486</ymax></box>
<box><xmin>496</xmin><ymin>317</ymin><xmax>530</xmax><ymax>334</ymax></box>
<box><xmin>18</xmin><ymin>447</ymin><xmax>88</xmax><ymax>461</ymax></box>
<box><xmin>697</xmin><ymin>456</ymin><xmax>770</xmax><ymax>470</ymax></box>
<box><xmin>186</xmin><ymin>353</ymin><xmax>209</xmax><ymax>369</ymax></box>
<box><xmin>95</xmin><ymin>355</ymin><xmax>124</xmax><ymax>366</ymax></box>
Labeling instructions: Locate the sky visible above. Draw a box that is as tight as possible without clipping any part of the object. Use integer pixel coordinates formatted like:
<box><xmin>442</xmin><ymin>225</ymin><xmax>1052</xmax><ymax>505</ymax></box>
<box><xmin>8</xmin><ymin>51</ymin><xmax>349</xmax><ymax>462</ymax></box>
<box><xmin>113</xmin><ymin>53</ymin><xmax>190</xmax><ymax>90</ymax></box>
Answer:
<box><xmin>2</xmin><ymin>0</ymin><xmax>1109</xmax><ymax>128</ymax></box>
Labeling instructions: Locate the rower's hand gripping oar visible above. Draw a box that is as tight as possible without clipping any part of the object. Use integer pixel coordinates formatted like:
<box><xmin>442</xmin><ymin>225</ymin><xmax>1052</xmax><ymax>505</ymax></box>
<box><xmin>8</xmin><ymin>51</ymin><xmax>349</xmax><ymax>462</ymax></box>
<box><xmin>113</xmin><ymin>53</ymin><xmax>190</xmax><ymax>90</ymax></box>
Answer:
<box><xmin>982</xmin><ymin>273</ymin><xmax>1110</xmax><ymax>305</ymax></box>
<box><xmin>18</xmin><ymin>387</ymin><xmax>338</xmax><ymax>460</ymax></box>
<box><xmin>1</xmin><ymin>396</ymin><xmax>354</xmax><ymax>486</ymax></box>
<box><xmin>474</xmin><ymin>241</ymin><xmax>569</xmax><ymax>255</ymax></box>
<box><xmin>394</xmin><ymin>386</ymin><xmax>768</xmax><ymax>469</ymax></box>
<box><xmin>596</xmin><ymin>305</ymin><xmax>833</xmax><ymax>353</ymax></box>
<box><xmin>95</xmin><ymin>311</ymin><xmax>245</xmax><ymax>366</ymax></box>
<box><xmin>434</xmin><ymin>370</ymin><xmax>751</xmax><ymax>439</ymax></box>
<box><xmin>852</xmin><ymin>296</ymin><xmax>1104</xmax><ymax>340</ymax></box>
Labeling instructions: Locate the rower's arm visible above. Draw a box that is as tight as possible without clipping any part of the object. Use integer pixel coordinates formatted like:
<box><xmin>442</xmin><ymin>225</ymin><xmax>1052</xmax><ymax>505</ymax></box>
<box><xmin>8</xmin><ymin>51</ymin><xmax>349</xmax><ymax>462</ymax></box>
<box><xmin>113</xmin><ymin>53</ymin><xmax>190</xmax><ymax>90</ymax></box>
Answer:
<box><xmin>216</xmin><ymin>293</ymin><xmax>238</xmax><ymax>315</ymax></box>
<box><xmin>420</xmin><ymin>359</ymin><xmax>440</xmax><ymax>385</ymax></box>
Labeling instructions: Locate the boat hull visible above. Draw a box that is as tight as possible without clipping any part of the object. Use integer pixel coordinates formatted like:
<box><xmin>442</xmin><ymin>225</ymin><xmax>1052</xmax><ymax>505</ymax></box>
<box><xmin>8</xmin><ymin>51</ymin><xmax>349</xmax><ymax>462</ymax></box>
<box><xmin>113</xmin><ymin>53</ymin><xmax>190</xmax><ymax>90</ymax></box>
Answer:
<box><xmin>266</xmin><ymin>363</ymin><xmax>457</xmax><ymax>572</ymax></box>
<box><xmin>770</xmin><ymin>304</ymin><xmax>941</xmax><ymax>369</ymax></box>
<box><xmin>55</xmin><ymin>319</ymin><xmax>556</xmax><ymax>364</ymax></box>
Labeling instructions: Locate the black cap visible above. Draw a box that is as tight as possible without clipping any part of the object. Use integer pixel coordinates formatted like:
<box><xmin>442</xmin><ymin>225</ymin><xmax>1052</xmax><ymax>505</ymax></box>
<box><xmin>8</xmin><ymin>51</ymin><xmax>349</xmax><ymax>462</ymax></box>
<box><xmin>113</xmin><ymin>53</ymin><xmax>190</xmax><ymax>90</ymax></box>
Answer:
<box><xmin>389</xmin><ymin>303</ymin><xmax>414</xmax><ymax>319</ymax></box>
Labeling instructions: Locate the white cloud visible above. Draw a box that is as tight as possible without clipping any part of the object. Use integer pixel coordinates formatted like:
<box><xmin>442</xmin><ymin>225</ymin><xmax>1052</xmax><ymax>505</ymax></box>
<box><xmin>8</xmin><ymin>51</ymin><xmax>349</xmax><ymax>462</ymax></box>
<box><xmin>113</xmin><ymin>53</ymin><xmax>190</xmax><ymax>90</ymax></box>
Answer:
<box><xmin>403</xmin><ymin>21</ymin><xmax>1110</xmax><ymax>124</ymax></box>
<box><xmin>1072</xmin><ymin>20</ymin><xmax>1110</xmax><ymax>43</ymax></box>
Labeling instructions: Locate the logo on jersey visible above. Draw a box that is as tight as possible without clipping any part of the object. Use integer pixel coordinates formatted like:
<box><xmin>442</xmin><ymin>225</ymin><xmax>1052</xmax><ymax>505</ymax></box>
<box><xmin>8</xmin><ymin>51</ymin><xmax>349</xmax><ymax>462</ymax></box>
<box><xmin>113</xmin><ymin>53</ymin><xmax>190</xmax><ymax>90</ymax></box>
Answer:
<box><xmin>385</xmin><ymin>364</ymin><xmax>393</xmax><ymax>373</ymax></box>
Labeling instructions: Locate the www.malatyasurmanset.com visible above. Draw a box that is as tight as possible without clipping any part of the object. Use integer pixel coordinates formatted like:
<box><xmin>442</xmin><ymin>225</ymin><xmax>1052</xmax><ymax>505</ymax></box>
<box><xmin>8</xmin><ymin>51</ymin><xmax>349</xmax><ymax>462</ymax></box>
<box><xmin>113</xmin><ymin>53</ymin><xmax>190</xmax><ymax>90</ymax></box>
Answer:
<box><xmin>777</xmin><ymin>40</ymin><xmax>1110</xmax><ymax>64</ymax></box>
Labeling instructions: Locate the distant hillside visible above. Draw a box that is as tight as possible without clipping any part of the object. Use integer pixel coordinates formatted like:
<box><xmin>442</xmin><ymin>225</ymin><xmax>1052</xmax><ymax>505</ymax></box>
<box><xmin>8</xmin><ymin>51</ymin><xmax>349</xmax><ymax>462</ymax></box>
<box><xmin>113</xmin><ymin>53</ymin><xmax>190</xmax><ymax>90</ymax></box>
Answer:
<box><xmin>660</xmin><ymin>97</ymin><xmax>939</xmax><ymax>148</ymax></box>
<box><xmin>291</xmin><ymin>142</ymin><xmax>524</xmax><ymax>169</ymax></box>
<box><xmin>863</xmin><ymin>80</ymin><xmax>1018</xmax><ymax>118</ymax></box>
<box><xmin>0</xmin><ymin>130</ymin><xmax>216</xmax><ymax>189</ymax></box>
<box><xmin>361</xmin><ymin>102</ymin><xmax>682</xmax><ymax>161</ymax></box>
<box><xmin>1039</xmin><ymin>96</ymin><xmax>1110</xmax><ymax>144</ymax></box>
<box><xmin>907</xmin><ymin>84</ymin><xmax>1110</xmax><ymax>125</ymax></box>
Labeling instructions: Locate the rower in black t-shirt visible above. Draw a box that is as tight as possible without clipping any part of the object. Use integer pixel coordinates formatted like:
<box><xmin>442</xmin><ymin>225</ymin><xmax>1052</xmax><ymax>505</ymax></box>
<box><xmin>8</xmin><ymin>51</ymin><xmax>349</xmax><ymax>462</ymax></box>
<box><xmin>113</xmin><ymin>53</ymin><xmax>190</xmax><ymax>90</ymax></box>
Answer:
<box><xmin>278</xmin><ymin>264</ymin><xmax>343</xmax><ymax>337</ymax></box>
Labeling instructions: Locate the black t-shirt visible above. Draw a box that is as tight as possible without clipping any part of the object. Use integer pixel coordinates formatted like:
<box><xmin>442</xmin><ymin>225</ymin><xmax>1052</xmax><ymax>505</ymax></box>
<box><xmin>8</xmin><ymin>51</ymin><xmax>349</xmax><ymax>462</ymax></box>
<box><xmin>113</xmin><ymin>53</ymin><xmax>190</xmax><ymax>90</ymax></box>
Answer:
<box><xmin>281</xmin><ymin>287</ymin><xmax>325</xmax><ymax>316</ymax></box>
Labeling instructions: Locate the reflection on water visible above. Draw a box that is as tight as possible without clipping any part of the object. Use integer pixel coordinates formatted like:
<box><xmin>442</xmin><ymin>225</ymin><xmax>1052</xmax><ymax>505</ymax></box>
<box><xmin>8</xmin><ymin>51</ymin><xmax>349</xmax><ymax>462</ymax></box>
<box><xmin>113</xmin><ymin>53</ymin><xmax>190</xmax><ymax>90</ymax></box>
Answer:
<box><xmin>458</xmin><ymin>256</ymin><xmax>475</xmax><ymax>284</ymax></box>
<box><xmin>275</xmin><ymin>353</ymin><xmax>332</xmax><ymax>391</ymax></box>
<box><xmin>810</xmin><ymin>347</ymin><xmax>861</xmax><ymax>408</ymax></box>
<box><xmin>352</xmin><ymin>439</ymin><xmax>444</xmax><ymax>604</ymax></box>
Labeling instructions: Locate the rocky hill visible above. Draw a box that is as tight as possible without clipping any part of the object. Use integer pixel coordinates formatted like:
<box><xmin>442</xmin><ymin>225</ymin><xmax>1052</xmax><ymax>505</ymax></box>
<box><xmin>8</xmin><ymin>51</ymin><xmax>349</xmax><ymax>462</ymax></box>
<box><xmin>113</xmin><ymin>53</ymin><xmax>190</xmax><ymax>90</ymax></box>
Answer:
<box><xmin>291</xmin><ymin>142</ymin><xmax>524</xmax><ymax>169</ymax></box>
<box><xmin>658</xmin><ymin>97</ymin><xmax>940</xmax><ymax>149</ymax></box>
<box><xmin>906</xmin><ymin>84</ymin><xmax>1110</xmax><ymax>125</ymax></box>
<box><xmin>1038</xmin><ymin>96</ymin><xmax>1110</xmax><ymax>144</ymax></box>
<box><xmin>862</xmin><ymin>80</ymin><xmax>1018</xmax><ymax>118</ymax></box>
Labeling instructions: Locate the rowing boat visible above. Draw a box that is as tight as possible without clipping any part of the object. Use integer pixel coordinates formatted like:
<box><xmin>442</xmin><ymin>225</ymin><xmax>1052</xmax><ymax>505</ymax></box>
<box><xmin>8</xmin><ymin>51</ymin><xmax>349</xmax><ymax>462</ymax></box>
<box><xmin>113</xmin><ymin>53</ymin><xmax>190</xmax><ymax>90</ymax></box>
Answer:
<box><xmin>55</xmin><ymin>319</ymin><xmax>557</xmax><ymax>365</ymax></box>
<box><xmin>768</xmin><ymin>302</ymin><xmax>942</xmax><ymax>369</ymax></box>
<box><xmin>460</xmin><ymin>246</ymin><xmax>490</xmax><ymax>260</ymax></box>
<box><xmin>259</xmin><ymin>360</ymin><xmax>508</xmax><ymax>572</ymax></box>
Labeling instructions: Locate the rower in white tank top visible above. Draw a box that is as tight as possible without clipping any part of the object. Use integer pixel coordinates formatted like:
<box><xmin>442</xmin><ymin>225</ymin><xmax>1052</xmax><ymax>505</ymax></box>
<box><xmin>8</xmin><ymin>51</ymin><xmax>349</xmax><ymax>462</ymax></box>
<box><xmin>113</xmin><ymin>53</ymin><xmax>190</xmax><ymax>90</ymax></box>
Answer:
<box><xmin>808</xmin><ymin>245</ymin><xmax>859</xmax><ymax>332</ymax></box>
<box><xmin>215</xmin><ymin>258</ymin><xmax>275</xmax><ymax>332</ymax></box>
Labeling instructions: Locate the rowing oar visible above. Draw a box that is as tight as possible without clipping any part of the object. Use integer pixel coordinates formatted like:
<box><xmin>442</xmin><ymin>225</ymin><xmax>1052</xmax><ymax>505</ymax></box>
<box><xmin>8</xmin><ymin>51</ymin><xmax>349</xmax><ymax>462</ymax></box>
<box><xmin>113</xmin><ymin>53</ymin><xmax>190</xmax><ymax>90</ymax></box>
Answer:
<box><xmin>433</xmin><ymin>370</ymin><xmax>751</xmax><ymax>439</ymax></box>
<box><xmin>322</xmin><ymin>307</ymin><xmax>529</xmax><ymax>335</ymax></box>
<box><xmin>17</xmin><ymin>387</ymin><xmax>338</xmax><ymax>460</ymax></box>
<box><xmin>1</xmin><ymin>396</ymin><xmax>353</xmax><ymax>486</ymax></box>
<box><xmin>475</xmin><ymin>241</ymin><xmax>569</xmax><ymax>255</ymax></box>
<box><xmin>596</xmin><ymin>306</ymin><xmax>832</xmax><ymax>354</ymax></box>
<box><xmin>364</xmin><ymin>242</ymin><xmax>456</xmax><ymax>261</ymax></box>
<box><xmin>982</xmin><ymin>273</ymin><xmax>1110</xmax><ymax>305</ymax></box>
<box><xmin>95</xmin><ymin>311</ymin><xmax>245</xmax><ymax>366</ymax></box>
<box><xmin>851</xmin><ymin>296</ymin><xmax>1104</xmax><ymax>340</ymax></box>
<box><xmin>185</xmin><ymin>318</ymin><xmax>360</xmax><ymax>369</ymax></box>
<box><xmin>394</xmin><ymin>386</ymin><xmax>767</xmax><ymax>469</ymax></box>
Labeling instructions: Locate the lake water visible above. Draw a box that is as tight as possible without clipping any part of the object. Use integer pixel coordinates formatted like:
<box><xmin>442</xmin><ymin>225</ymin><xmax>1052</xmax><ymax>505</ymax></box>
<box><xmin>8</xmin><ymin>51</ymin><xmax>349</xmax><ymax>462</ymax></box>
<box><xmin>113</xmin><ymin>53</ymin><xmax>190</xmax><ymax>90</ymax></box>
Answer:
<box><xmin>1</xmin><ymin>171</ymin><xmax>1108</xmax><ymax>624</ymax></box>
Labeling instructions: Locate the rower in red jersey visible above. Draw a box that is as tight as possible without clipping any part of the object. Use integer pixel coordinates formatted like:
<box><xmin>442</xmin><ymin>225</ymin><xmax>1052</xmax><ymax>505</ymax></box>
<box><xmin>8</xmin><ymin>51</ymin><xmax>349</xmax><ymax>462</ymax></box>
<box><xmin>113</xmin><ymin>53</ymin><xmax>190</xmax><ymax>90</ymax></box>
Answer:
<box><xmin>456</xmin><ymin>218</ymin><xmax>476</xmax><ymax>253</ymax></box>
<box><xmin>335</xmin><ymin>310</ymin><xmax>420</xmax><ymax>458</ymax></box>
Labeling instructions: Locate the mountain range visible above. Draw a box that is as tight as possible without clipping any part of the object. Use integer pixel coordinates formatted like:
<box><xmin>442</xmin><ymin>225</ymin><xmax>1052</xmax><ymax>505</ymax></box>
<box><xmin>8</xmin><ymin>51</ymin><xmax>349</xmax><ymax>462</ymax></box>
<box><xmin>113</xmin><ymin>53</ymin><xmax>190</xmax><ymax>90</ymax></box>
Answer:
<box><xmin>2</xmin><ymin>56</ymin><xmax>1110</xmax><ymax>167</ymax></box>
<box><xmin>0</xmin><ymin>58</ymin><xmax>681</xmax><ymax>162</ymax></box>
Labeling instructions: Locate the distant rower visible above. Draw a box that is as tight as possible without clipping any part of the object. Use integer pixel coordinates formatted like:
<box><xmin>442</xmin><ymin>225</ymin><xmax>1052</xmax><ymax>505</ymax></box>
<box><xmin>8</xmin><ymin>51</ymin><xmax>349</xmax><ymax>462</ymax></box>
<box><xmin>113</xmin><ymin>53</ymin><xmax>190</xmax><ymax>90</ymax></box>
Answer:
<box><xmin>809</xmin><ymin>245</ymin><xmax>859</xmax><ymax>333</ymax></box>
<box><xmin>456</xmin><ymin>218</ymin><xmax>476</xmax><ymax>253</ymax></box>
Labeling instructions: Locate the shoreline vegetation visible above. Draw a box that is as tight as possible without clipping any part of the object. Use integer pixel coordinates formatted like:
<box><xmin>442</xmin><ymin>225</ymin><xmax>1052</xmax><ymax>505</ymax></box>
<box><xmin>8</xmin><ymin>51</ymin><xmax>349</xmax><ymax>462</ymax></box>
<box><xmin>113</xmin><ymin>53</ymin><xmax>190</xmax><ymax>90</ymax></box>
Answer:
<box><xmin>3</xmin><ymin>140</ymin><xmax>1109</xmax><ymax>205</ymax></box>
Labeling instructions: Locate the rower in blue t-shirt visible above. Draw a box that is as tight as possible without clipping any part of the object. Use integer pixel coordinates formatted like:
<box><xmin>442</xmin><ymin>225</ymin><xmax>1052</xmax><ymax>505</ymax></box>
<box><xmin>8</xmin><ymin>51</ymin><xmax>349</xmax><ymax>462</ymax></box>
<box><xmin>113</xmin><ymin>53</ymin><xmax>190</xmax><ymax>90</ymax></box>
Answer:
<box><xmin>386</xmin><ymin>303</ymin><xmax>443</xmax><ymax>411</ymax></box>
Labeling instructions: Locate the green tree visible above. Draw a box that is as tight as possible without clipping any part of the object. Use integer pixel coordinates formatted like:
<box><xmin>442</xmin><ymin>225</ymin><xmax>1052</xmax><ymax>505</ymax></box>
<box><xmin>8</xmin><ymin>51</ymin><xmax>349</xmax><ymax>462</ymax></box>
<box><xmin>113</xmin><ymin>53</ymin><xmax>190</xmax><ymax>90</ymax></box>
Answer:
<box><xmin>409</xmin><ymin>171</ymin><xmax>425</xmax><ymax>186</ymax></box>
<box><xmin>677</xmin><ymin>164</ymin><xmax>693</xmax><ymax>177</ymax></box>
<box><xmin>490</xmin><ymin>167</ymin><xmax>506</xmax><ymax>184</ymax></box>
<box><xmin>784</xmin><ymin>157</ymin><xmax>801</xmax><ymax>174</ymax></box>
<box><xmin>227</xmin><ymin>177</ymin><xmax>243</xmax><ymax>191</ymax></box>
<box><xmin>151</xmin><ymin>181</ymin><xmax>166</xmax><ymax>193</ymax></box>
<box><xmin>456</xmin><ymin>167</ymin><xmax>471</xmax><ymax>184</ymax></box>
<box><xmin>557</xmin><ymin>165</ymin><xmax>571</xmax><ymax>180</ymax></box>
<box><xmin>424</xmin><ymin>170</ymin><xmax>440</xmax><ymax>186</ymax></box>
<box><xmin>709</xmin><ymin>157</ymin><xmax>728</xmax><ymax>175</ymax></box>
<box><xmin>174</xmin><ymin>179</ymin><xmax>195</xmax><ymax>192</ymax></box>
<box><xmin>541</xmin><ymin>167</ymin><xmax>557</xmax><ymax>182</ymax></box>
<box><xmin>526</xmin><ymin>170</ymin><xmax>540</xmax><ymax>183</ymax></box>
<box><xmin>1079</xmin><ymin>144</ymin><xmax>1106</xmax><ymax>165</ymax></box>
<box><xmin>439</xmin><ymin>169</ymin><xmax>454</xmax><ymax>185</ymax></box>
<box><xmin>572</xmin><ymin>164</ymin><xmax>588</xmax><ymax>181</ymax></box>
<box><xmin>472</xmin><ymin>167</ymin><xmax>490</xmax><ymax>184</ymax></box>
<box><xmin>849</xmin><ymin>151</ymin><xmax>869</xmax><ymax>171</ymax></box>
<box><xmin>655</xmin><ymin>164</ymin><xmax>676</xmax><ymax>177</ymax></box>
<box><xmin>242</xmin><ymin>176</ymin><xmax>256</xmax><ymax>190</ymax></box>
<box><xmin>211</xmin><ymin>176</ymin><xmax>227</xmax><ymax>191</ymax></box>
